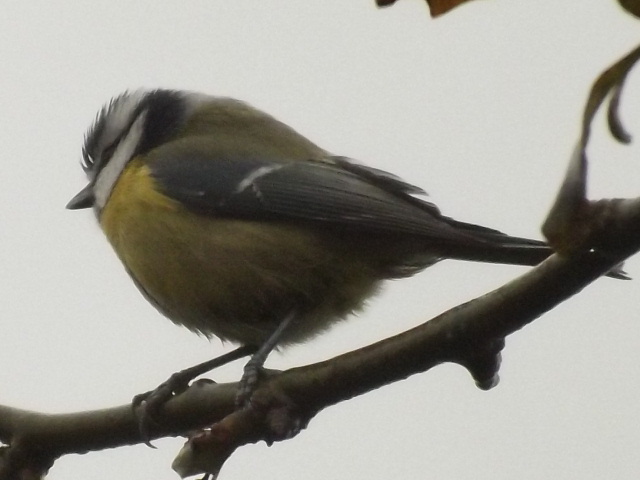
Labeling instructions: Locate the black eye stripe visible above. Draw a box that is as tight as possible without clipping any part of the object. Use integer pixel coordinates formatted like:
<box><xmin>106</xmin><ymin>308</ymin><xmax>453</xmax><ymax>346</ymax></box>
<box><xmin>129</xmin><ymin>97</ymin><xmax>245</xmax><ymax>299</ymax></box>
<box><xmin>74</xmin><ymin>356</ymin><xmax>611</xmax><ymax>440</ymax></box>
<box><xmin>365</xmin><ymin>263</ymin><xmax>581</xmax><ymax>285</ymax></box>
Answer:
<box><xmin>102</xmin><ymin>138</ymin><xmax>120</xmax><ymax>162</ymax></box>
<box><xmin>83</xmin><ymin>113</ymin><xmax>139</xmax><ymax>178</ymax></box>
<box><xmin>80</xmin><ymin>89</ymin><xmax>186</xmax><ymax>179</ymax></box>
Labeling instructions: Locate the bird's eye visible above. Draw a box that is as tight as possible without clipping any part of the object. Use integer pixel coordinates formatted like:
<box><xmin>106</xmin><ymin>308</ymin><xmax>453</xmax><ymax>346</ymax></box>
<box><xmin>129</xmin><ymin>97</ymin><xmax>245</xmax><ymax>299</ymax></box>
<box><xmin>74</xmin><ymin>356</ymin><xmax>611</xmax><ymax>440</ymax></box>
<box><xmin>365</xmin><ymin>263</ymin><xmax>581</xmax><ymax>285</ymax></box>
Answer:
<box><xmin>102</xmin><ymin>139</ymin><xmax>119</xmax><ymax>162</ymax></box>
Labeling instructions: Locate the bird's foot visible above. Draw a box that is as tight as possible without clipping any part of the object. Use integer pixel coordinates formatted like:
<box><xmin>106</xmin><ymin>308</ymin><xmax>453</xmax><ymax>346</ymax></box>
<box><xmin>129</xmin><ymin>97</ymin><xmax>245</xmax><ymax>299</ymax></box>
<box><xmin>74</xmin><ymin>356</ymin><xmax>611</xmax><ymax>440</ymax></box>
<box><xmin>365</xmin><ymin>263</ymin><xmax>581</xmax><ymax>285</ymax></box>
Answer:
<box><xmin>132</xmin><ymin>368</ymin><xmax>202</xmax><ymax>447</ymax></box>
<box><xmin>235</xmin><ymin>314</ymin><xmax>295</xmax><ymax>408</ymax></box>
<box><xmin>132</xmin><ymin>346</ymin><xmax>256</xmax><ymax>446</ymax></box>
<box><xmin>235</xmin><ymin>360</ymin><xmax>273</xmax><ymax>408</ymax></box>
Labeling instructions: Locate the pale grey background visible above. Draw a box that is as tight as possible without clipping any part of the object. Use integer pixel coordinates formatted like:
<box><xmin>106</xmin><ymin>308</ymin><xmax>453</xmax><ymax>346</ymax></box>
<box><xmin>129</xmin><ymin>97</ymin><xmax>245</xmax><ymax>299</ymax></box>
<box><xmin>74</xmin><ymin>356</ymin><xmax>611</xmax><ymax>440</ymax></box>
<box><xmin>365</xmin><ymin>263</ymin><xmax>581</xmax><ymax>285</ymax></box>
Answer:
<box><xmin>1</xmin><ymin>1</ymin><xmax>639</xmax><ymax>479</ymax></box>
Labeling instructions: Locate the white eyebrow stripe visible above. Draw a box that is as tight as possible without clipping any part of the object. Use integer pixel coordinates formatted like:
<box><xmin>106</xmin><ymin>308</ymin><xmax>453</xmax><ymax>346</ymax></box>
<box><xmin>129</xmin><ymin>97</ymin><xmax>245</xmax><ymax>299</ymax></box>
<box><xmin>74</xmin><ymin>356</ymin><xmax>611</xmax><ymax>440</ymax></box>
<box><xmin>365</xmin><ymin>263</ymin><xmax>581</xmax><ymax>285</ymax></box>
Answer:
<box><xmin>93</xmin><ymin>111</ymin><xmax>148</xmax><ymax>212</ymax></box>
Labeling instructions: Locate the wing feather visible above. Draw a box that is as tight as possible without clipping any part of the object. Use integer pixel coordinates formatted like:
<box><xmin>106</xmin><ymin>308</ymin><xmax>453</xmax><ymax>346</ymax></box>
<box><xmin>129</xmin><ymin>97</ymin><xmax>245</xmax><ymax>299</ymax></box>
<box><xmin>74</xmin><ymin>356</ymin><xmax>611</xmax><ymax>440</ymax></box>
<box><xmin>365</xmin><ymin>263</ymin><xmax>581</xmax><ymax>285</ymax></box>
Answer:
<box><xmin>148</xmin><ymin>146</ymin><xmax>510</xmax><ymax>247</ymax></box>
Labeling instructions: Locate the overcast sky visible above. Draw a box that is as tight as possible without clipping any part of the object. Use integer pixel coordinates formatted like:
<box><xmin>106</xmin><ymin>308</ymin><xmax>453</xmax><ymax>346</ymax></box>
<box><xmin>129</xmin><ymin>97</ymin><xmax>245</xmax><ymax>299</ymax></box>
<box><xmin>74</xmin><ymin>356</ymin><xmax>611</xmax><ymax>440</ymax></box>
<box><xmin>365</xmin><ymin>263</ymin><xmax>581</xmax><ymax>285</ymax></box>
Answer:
<box><xmin>1</xmin><ymin>1</ymin><xmax>640</xmax><ymax>479</ymax></box>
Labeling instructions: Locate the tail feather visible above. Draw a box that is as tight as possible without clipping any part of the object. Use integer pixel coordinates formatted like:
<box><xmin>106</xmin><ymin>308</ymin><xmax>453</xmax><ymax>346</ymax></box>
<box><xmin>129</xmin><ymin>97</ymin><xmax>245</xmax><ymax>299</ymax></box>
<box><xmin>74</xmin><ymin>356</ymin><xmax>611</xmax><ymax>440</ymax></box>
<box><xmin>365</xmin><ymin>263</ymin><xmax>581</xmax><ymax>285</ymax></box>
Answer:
<box><xmin>442</xmin><ymin>219</ymin><xmax>627</xmax><ymax>279</ymax></box>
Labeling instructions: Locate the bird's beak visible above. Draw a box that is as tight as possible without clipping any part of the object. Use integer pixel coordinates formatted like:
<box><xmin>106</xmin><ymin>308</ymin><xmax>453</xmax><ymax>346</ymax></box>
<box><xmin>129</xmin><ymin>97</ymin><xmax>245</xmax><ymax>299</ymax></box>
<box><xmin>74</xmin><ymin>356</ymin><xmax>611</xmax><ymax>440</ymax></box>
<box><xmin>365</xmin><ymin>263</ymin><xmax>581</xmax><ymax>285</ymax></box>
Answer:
<box><xmin>66</xmin><ymin>184</ymin><xmax>95</xmax><ymax>210</ymax></box>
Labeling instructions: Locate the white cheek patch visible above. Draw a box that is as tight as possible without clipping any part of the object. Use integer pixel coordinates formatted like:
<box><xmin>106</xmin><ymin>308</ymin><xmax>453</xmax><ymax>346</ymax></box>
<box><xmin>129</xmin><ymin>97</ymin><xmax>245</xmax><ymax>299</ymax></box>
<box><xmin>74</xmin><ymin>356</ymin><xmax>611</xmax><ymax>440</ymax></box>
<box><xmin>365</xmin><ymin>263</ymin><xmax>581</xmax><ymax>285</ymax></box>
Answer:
<box><xmin>94</xmin><ymin>111</ymin><xmax>148</xmax><ymax>211</ymax></box>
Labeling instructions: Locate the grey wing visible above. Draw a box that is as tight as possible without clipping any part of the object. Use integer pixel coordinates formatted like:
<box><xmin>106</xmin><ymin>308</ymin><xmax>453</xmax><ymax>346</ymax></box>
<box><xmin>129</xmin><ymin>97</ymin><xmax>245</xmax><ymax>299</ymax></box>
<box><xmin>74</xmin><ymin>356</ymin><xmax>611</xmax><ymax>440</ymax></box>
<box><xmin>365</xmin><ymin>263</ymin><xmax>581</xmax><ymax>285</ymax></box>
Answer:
<box><xmin>147</xmin><ymin>148</ymin><xmax>497</xmax><ymax>245</ymax></box>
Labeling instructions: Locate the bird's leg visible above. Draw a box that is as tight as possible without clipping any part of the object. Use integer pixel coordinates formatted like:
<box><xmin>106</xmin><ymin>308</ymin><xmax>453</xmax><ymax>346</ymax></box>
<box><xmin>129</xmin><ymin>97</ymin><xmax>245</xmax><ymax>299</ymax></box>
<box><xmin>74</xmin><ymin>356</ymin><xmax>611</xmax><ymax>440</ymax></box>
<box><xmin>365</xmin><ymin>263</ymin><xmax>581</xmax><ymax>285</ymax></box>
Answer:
<box><xmin>132</xmin><ymin>344</ymin><xmax>257</xmax><ymax>445</ymax></box>
<box><xmin>236</xmin><ymin>313</ymin><xmax>295</xmax><ymax>407</ymax></box>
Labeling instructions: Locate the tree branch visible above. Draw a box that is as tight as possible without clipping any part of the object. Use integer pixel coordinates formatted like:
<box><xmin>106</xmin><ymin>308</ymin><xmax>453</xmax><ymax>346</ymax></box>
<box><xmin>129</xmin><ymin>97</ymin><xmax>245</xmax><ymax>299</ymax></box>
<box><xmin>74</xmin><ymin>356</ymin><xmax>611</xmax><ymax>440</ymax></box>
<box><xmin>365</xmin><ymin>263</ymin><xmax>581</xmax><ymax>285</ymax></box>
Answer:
<box><xmin>0</xmin><ymin>197</ymin><xmax>638</xmax><ymax>479</ymax></box>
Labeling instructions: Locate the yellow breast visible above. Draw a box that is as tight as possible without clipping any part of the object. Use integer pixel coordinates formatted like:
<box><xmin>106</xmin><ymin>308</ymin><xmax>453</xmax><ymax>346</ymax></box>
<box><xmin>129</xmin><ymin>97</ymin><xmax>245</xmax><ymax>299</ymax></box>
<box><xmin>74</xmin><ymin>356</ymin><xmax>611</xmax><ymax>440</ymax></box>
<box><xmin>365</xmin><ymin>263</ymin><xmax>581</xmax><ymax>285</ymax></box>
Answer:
<box><xmin>99</xmin><ymin>159</ymin><xmax>381</xmax><ymax>346</ymax></box>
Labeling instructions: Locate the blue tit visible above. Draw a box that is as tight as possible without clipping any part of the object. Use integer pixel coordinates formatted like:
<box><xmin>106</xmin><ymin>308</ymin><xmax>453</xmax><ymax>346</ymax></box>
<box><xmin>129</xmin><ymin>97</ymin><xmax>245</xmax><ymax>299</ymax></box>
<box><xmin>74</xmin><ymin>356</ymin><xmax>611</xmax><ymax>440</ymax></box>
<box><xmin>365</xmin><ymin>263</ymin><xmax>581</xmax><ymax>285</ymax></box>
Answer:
<box><xmin>68</xmin><ymin>89</ymin><xmax>557</xmax><ymax>371</ymax></box>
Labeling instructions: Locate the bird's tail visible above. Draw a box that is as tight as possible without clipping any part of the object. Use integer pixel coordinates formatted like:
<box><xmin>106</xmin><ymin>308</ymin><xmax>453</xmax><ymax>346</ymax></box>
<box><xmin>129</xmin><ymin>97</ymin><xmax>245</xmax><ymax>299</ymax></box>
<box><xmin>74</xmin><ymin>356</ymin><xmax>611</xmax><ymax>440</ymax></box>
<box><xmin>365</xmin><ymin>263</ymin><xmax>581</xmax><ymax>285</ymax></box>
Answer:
<box><xmin>440</xmin><ymin>219</ymin><xmax>627</xmax><ymax>279</ymax></box>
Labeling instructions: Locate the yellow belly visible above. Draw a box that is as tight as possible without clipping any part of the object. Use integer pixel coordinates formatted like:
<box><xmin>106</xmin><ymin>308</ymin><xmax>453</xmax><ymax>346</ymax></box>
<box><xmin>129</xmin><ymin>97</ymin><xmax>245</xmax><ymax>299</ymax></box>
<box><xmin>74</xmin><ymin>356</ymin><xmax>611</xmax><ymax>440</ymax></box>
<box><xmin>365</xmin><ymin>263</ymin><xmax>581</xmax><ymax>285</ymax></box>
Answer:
<box><xmin>99</xmin><ymin>161</ymin><xmax>382</xmax><ymax>346</ymax></box>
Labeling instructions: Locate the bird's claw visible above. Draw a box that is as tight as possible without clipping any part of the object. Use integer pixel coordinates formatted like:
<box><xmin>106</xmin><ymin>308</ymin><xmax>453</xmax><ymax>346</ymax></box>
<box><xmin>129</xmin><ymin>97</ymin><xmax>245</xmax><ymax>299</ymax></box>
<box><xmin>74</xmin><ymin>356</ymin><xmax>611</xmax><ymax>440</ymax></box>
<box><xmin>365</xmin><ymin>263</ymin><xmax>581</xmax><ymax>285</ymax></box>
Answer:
<box><xmin>132</xmin><ymin>371</ymin><xmax>194</xmax><ymax>446</ymax></box>
<box><xmin>234</xmin><ymin>361</ymin><xmax>263</xmax><ymax>408</ymax></box>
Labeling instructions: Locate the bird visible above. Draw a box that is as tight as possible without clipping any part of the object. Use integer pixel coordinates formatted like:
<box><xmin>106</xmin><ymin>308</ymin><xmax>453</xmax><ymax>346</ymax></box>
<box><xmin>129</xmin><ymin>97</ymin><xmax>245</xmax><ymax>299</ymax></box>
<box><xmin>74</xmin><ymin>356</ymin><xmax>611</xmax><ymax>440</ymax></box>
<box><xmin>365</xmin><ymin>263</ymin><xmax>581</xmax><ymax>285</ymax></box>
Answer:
<box><xmin>66</xmin><ymin>88</ymin><xmax>604</xmax><ymax>406</ymax></box>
